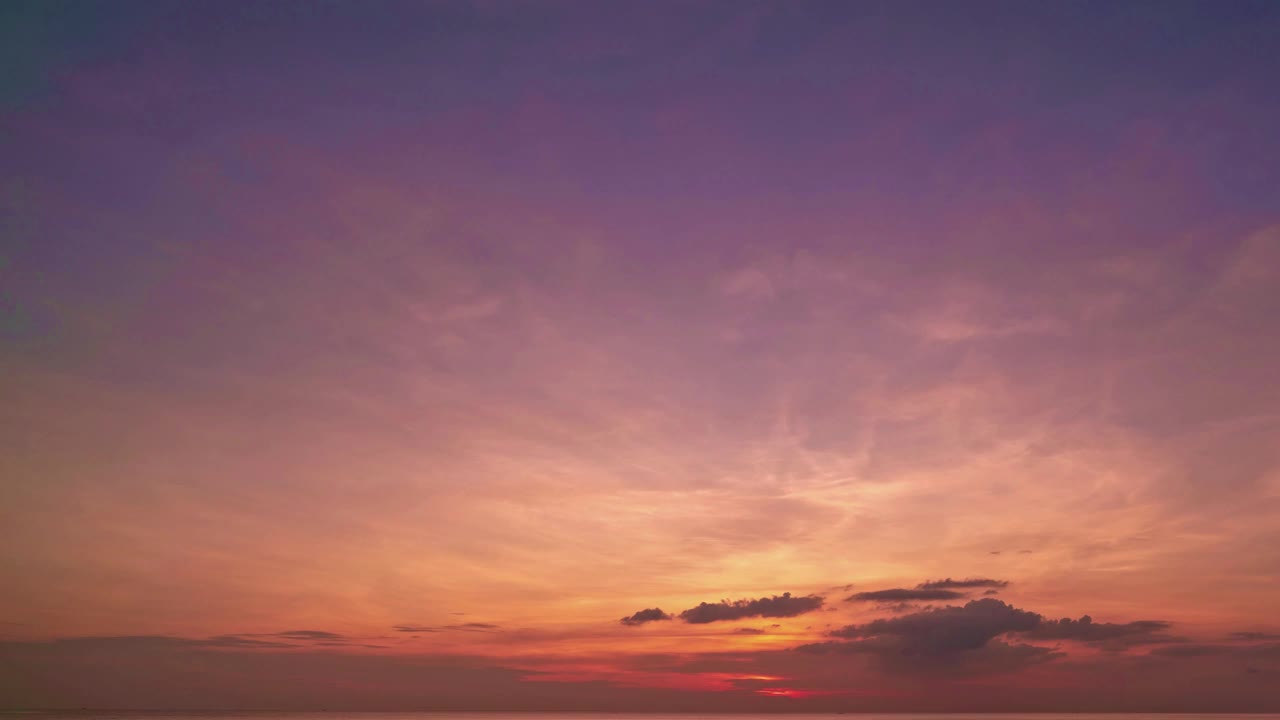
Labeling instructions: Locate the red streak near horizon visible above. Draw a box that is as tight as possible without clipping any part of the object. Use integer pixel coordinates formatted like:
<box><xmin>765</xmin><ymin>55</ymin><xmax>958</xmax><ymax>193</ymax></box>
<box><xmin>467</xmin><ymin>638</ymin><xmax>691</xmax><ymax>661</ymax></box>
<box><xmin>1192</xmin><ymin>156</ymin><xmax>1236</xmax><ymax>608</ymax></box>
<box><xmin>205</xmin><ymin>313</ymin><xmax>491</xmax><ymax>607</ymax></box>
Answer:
<box><xmin>755</xmin><ymin>687</ymin><xmax>866</xmax><ymax>699</ymax></box>
<box><xmin>755</xmin><ymin>688</ymin><xmax>813</xmax><ymax>698</ymax></box>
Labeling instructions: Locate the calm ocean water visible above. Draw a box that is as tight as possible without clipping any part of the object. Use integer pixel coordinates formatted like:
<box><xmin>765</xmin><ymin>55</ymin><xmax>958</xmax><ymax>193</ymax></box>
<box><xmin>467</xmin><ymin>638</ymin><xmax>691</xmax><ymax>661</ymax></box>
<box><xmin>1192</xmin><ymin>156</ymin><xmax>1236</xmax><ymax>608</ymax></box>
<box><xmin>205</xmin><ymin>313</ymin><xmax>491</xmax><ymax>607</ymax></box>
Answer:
<box><xmin>3</xmin><ymin>715</ymin><xmax>1280</xmax><ymax>720</ymax></box>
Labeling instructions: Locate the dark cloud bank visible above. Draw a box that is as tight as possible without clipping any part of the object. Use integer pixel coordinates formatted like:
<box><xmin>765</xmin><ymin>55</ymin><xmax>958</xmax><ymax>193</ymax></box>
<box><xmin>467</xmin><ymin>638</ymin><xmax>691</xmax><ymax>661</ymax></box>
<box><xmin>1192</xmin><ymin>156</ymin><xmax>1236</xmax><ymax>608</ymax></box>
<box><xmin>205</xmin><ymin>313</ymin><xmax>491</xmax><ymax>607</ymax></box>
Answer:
<box><xmin>798</xmin><ymin>597</ymin><xmax>1195</xmax><ymax>673</ymax></box>
<box><xmin>4</xmin><ymin>601</ymin><xmax>1280</xmax><ymax>711</ymax></box>
<box><xmin>918</xmin><ymin>577</ymin><xmax>1009</xmax><ymax>589</ymax></box>
<box><xmin>846</xmin><ymin>588</ymin><xmax>965</xmax><ymax>602</ymax></box>
<box><xmin>620</xmin><ymin>608</ymin><xmax>673</xmax><ymax>626</ymax></box>
<box><xmin>1024</xmin><ymin>615</ymin><xmax>1178</xmax><ymax>648</ymax></box>
<box><xmin>622</xmin><ymin>592</ymin><xmax>824</xmax><ymax>626</ymax></box>
<box><xmin>830</xmin><ymin>598</ymin><xmax>1041</xmax><ymax>651</ymax></box>
<box><xmin>680</xmin><ymin>592</ymin><xmax>825</xmax><ymax>624</ymax></box>
<box><xmin>1</xmin><ymin>587</ymin><xmax>1274</xmax><ymax>711</ymax></box>
<box><xmin>845</xmin><ymin>578</ymin><xmax>1009</xmax><ymax>602</ymax></box>
<box><xmin>393</xmin><ymin>622</ymin><xmax>500</xmax><ymax>633</ymax></box>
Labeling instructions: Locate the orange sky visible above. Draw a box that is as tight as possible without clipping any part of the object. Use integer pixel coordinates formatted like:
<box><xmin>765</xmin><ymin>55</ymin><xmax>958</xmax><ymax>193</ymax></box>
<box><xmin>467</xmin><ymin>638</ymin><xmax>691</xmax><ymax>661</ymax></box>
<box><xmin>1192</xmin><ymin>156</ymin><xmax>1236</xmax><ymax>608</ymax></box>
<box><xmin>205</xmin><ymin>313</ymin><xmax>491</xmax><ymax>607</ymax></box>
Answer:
<box><xmin>2</xmin><ymin>0</ymin><xmax>1279</xmax><ymax>711</ymax></box>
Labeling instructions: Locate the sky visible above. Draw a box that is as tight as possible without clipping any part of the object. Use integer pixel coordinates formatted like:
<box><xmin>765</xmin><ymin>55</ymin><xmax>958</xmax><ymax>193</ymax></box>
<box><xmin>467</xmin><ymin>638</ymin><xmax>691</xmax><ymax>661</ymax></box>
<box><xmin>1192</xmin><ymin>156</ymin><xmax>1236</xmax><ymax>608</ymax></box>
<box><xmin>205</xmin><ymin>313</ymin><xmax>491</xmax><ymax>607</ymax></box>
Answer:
<box><xmin>2</xmin><ymin>0</ymin><xmax>1280</xmax><ymax>711</ymax></box>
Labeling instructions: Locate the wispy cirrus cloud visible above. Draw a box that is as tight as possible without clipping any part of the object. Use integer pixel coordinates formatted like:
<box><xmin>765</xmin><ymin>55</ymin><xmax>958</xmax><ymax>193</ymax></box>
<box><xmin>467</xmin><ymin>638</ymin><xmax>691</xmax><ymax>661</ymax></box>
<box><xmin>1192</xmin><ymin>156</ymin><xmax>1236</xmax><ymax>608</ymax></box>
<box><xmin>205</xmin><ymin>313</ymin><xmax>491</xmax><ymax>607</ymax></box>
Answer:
<box><xmin>3</xmin><ymin>0</ymin><xmax>1280</xmax><ymax>712</ymax></box>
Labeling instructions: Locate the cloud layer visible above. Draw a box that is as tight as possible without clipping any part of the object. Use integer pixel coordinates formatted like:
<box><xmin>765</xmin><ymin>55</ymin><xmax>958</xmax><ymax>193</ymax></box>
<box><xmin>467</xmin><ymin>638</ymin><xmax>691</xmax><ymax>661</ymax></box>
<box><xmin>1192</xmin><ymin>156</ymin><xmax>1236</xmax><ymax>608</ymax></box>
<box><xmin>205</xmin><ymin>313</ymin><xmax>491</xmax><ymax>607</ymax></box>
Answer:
<box><xmin>621</xmin><ymin>608</ymin><xmax>673</xmax><ymax>626</ymax></box>
<box><xmin>917</xmin><ymin>578</ymin><xmax>1009</xmax><ymax>590</ymax></box>
<box><xmin>678</xmin><ymin>593</ymin><xmax>826</xmax><ymax>624</ymax></box>
<box><xmin>829</xmin><ymin>599</ymin><xmax>1041</xmax><ymax>652</ymax></box>
<box><xmin>846</xmin><ymin>588</ymin><xmax>966</xmax><ymax>602</ymax></box>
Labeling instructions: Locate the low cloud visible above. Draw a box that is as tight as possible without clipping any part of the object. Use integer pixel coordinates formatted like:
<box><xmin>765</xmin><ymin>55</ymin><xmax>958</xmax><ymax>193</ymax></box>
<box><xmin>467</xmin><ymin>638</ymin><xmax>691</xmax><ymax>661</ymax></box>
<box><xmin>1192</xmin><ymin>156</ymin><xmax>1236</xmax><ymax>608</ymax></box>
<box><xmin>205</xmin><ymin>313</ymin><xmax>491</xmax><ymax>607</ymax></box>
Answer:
<box><xmin>1023</xmin><ymin>615</ymin><xmax>1174</xmax><ymax>646</ymax></box>
<box><xmin>1150</xmin><ymin>644</ymin><xmax>1233</xmax><ymax>658</ymax></box>
<box><xmin>798</xmin><ymin>635</ymin><xmax>1061</xmax><ymax>675</ymax></box>
<box><xmin>274</xmin><ymin>630</ymin><xmax>345</xmax><ymax>641</ymax></box>
<box><xmin>1249</xmin><ymin>644</ymin><xmax>1280</xmax><ymax>659</ymax></box>
<box><xmin>917</xmin><ymin>578</ymin><xmax>1008</xmax><ymax>590</ymax></box>
<box><xmin>9</xmin><ymin>635</ymin><xmax>303</xmax><ymax>652</ymax></box>
<box><xmin>831</xmin><ymin>598</ymin><xmax>1040</xmax><ymax>652</ymax></box>
<box><xmin>796</xmin><ymin>599</ymin><xmax>1061</xmax><ymax>675</ymax></box>
<box><xmin>446</xmin><ymin>623</ymin><xmax>500</xmax><ymax>632</ymax></box>
<box><xmin>801</xmin><ymin>597</ymin><xmax>1186</xmax><ymax>672</ymax></box>
<box><xmin>732</xmin><ymin>628</ymin><xmax>767</xmax><ymax>635</ymax></box>
<box><xmin>878</xmin><ymin>602</ymin><xmax>931</xmax><ymax>613</ymax></box>
<box><xmin>1152</xmin><ymin>642</ymin><xmax>1280</xmax><ymax>660</ymax></box>
<box><xmin>620</xmin><ymin>608</ymin><xmax>673</xmax><ymax>626</ymax></box>
<box><xmin>316</xmin><ymin>641</ymin><xmax>388</xmax><ymax>648</ymax></box>
<box><xmin>391</xmin><ymin>623</ymin><xmax>498</xmax><ymax>633</ymax></box>
<box><xmin>846</xmin><ymin>588</ymin><xmax>965</xmax><ymax>602</ymax></box>
<box><xmin>1231</xmin><ymin>631</ymin><xmax>1280</xmax><ymax>641</ymax></box>
<box><xmin>679</xmin><ymin>592</ymin><xmax>824</xmax><ymax>624</ymax></box>
<box><xmin>205</xmin><ymin>635</ymin><xmax>296</xmax><ymax>649</ymax></box>
<box><xmin>4</xmin><ymin>629</ymin><xmax>415</xmax><ymax>657</ymax></box>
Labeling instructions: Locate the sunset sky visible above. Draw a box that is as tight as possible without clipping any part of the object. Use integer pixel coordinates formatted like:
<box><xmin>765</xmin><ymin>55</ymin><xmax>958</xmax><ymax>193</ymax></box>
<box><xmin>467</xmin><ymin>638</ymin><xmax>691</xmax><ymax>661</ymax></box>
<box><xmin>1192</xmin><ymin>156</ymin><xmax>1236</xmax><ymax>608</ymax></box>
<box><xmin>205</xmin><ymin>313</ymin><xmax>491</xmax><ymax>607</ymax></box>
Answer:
<box><xmin>2</xmin><ymin>0</ymin><xmax>1280</xmax><ymax>711</ymax></box>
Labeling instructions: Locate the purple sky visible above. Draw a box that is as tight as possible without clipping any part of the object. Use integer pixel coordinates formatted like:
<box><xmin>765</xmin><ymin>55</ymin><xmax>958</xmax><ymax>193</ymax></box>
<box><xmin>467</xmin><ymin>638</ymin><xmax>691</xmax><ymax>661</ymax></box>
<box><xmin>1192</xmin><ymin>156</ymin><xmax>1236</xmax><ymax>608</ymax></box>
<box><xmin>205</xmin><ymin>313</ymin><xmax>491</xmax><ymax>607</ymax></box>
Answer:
<box><xmin>3</xmin><ymin>0</ymin><xmax>1280</xmax><ymax>711</ymax></box>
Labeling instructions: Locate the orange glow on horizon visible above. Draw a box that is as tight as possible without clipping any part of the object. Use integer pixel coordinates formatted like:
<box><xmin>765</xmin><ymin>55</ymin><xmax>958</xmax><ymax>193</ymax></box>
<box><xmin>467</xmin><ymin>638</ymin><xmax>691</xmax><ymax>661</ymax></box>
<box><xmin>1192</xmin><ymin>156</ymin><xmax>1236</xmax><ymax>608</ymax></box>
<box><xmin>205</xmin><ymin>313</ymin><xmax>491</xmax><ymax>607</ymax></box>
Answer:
<box><xmin>4</xmin><ymin>0</ymin><xmax>1280</xmax><ymax>711</ymax></box>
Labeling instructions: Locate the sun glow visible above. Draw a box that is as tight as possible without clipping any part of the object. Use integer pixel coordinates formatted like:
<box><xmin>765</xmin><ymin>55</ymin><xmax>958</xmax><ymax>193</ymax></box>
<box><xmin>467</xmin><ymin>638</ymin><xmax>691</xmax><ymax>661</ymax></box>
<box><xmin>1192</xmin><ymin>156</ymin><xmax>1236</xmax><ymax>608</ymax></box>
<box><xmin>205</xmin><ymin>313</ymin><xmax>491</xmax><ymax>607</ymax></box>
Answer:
<box><xmin>756</xmin><ymin>688</ymin><xmax>808</xmax><ymax>698</ymax></box>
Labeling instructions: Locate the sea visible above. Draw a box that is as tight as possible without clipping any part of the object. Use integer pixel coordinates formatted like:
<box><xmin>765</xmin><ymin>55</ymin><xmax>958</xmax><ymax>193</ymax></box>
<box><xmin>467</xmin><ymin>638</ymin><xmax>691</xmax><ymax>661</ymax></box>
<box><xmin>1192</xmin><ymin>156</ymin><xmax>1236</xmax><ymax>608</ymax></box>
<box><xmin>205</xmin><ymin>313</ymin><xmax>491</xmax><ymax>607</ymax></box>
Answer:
<box><xmin>3</xmin><ymin>714</ymin><xmax>1279</xmax><ymax>720</ymax></box>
